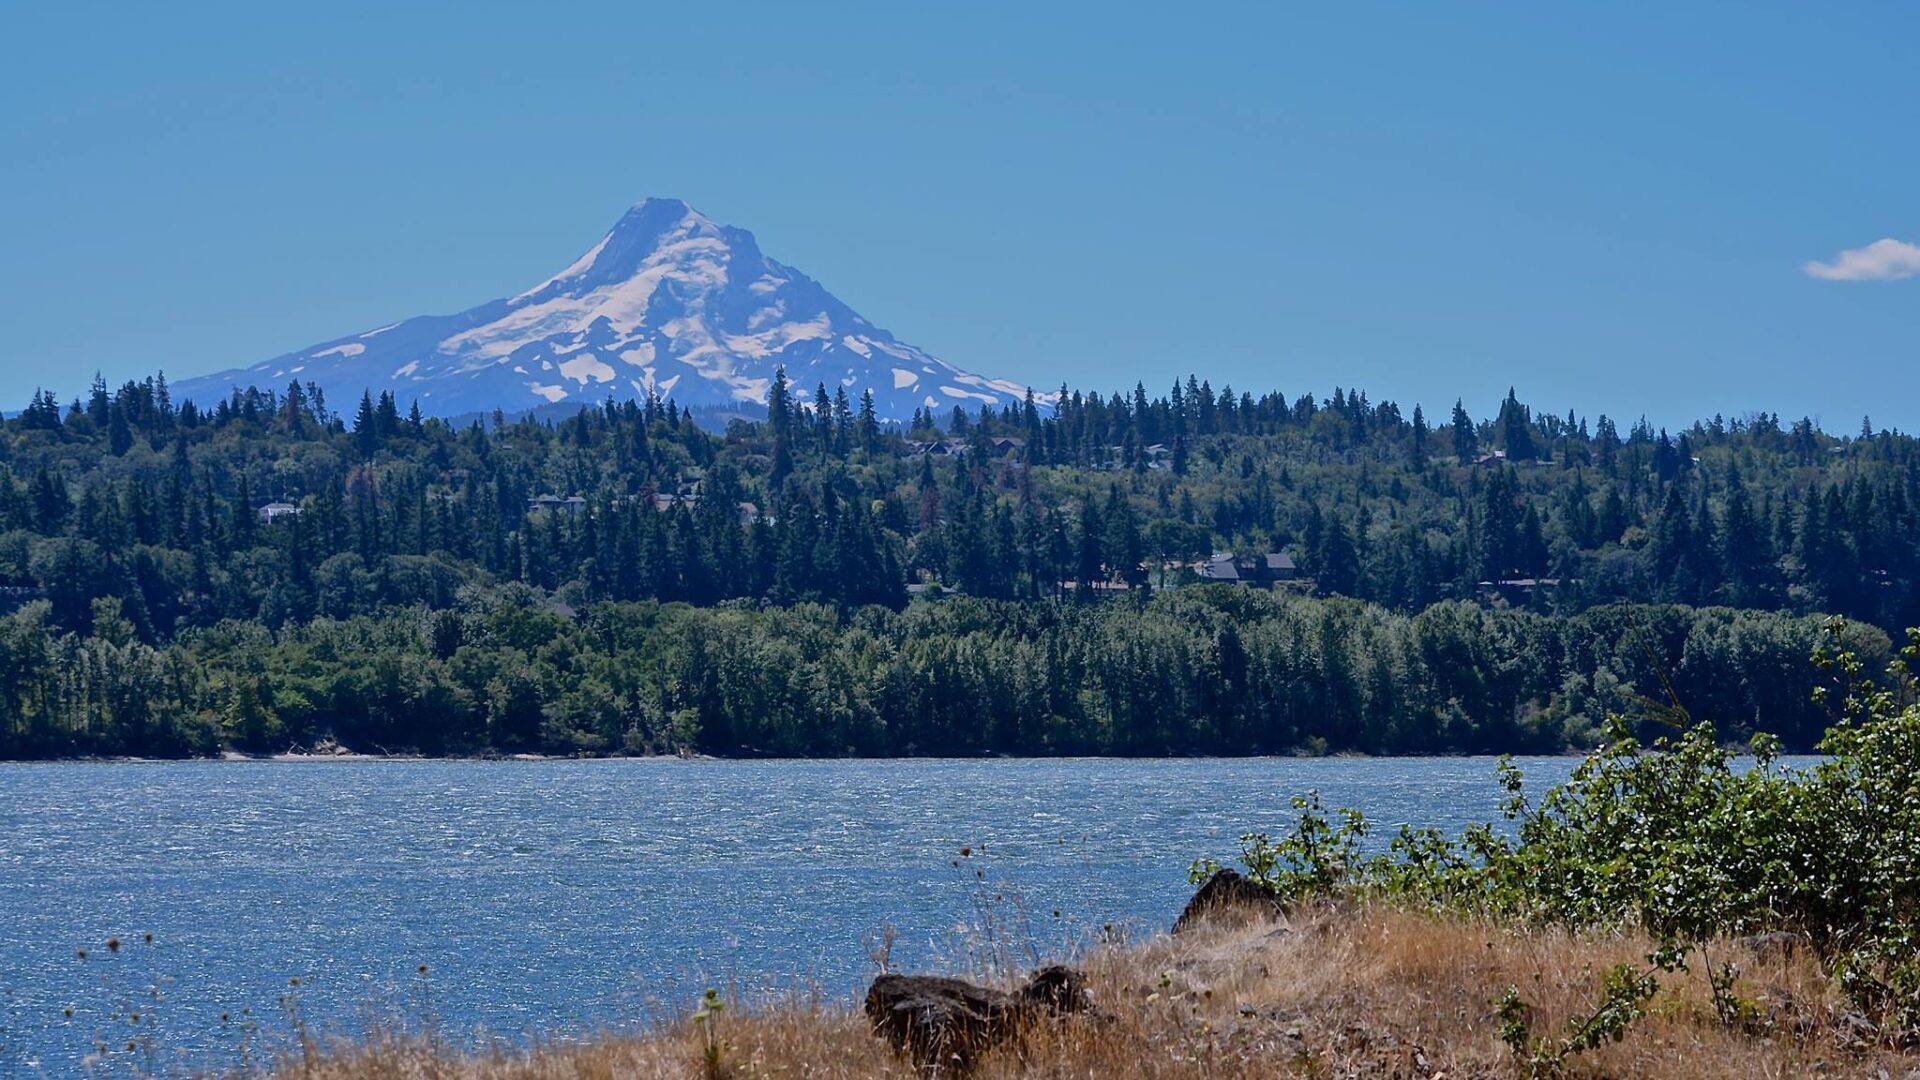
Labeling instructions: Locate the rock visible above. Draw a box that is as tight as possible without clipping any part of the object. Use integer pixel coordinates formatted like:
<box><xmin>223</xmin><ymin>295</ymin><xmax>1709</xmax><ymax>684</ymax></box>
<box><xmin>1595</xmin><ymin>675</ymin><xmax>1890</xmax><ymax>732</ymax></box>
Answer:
<box><xmin>1018</xmin><ymin>964</ymin><xmax>1090</xmax><ymax>1015</ymax></box>
<box><xmin>864</xmin><ymin>966</ymin><xmax>1090</xmax><ymax>1073</ymax></box>
<box><xmin>1737</xmin><ymin>930</ymin><xmax>1803</xmax><ymax>960</ymax></box>
<box><xmin>1172</xmin><ymin>868</ymin><xmax>1284</xmax><ymax>934</ymax></box>
<box><xmin>865</xmin><ymin>974</ymin><xmax>1011</xmax><ymax>1072</ymax></box>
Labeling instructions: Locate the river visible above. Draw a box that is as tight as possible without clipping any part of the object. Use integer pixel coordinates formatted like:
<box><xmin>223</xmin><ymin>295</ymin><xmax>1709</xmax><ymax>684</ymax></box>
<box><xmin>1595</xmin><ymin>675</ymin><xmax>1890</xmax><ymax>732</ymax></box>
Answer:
<box><xmin>1</xmin><ymin>756</ymin><xmax>1588</xmax><ymax>1072</ymax></box>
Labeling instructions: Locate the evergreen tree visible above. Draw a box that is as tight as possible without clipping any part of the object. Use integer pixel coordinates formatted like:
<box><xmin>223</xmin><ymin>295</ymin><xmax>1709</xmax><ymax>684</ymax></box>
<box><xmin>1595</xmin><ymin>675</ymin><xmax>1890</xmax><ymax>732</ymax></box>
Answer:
<box><xmin>88</xmin><ymin>373</ymin><xmax>111</xmax><ymax>423</ymax></box>
<box><xmin>353</xmin><ymin>392</ymin><xmax>379</xmax><ymax>458</ymax></box>
<box><xmin>107</xmin><ymin>407</ymin><xmax>134</xmax><ymax>456</ymax></box>
<box><xmin>1497</xmin><ymin>388</ymin><xmax>1536</xmax><ymax>461</ymax></box>
<box><xmin>1451</xmin><ymin>400</ymin><xmax>1478</xmax><ymax>461</ymax></box>
<box><xmin>856</xmin><ymin>389</ymin><xmax>879</xmax><ymax>453</ymax></box>
<box><xmin>1313</xmin><ymin>515</ymin><xmax>1360</xmax><ymax>595</ymax></box>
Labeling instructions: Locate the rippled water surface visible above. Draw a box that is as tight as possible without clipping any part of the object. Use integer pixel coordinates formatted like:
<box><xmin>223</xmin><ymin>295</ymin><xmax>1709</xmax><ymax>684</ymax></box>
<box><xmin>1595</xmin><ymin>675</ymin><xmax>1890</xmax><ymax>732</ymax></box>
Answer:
<box><xmin>0</xmin><ymin>756</ymin><xmax>1582</xmax><ymax>1071</ymax></box>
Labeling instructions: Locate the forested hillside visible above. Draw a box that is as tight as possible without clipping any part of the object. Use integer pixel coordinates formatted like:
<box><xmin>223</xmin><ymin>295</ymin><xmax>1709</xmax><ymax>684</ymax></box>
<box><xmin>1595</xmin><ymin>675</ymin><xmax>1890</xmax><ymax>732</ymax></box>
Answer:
<box><xmin>1</xmin><ymin>370</ymin><xmax>1914</xmax><ymax>758</ymax></box>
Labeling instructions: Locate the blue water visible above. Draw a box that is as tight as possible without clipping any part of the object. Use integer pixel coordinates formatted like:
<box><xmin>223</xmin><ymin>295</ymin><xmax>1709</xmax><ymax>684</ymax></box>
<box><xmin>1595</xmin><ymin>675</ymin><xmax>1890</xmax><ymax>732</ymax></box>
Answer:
<box><xmin>0</xmin><ymin>756</ymin><xmax>1580</xmax><ymax>1074</ymax></box>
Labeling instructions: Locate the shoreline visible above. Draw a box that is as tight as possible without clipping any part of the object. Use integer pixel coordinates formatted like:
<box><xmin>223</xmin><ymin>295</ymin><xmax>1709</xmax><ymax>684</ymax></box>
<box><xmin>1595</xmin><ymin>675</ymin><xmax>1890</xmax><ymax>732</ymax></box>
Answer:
<box><xmin>7</xmin><ymin>748</ymin><xmax>1610</xmax><ymax>765</ymax></box>
<box><xmin>2</xmin><ymin>745</ymin><xmax>1809</xmax><ymax>765</ymax></box>
<box><xmin>256</xmin><ymin>901</ymin><xmax>1917</xmax><ymax>1079</ymax></box>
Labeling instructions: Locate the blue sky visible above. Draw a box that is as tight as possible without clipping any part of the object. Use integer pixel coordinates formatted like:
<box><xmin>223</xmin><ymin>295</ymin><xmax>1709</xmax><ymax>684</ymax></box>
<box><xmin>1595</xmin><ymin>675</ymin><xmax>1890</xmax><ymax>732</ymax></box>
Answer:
<box><xmin>2</xmin><ymin>0</ymin><xmax>1915</xmax><ymax>429</ymax></box>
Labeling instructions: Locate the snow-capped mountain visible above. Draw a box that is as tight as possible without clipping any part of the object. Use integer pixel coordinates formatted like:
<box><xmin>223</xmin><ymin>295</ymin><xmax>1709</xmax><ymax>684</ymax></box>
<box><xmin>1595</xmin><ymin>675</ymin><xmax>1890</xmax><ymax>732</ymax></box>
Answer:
<box><xmin>171</xmin><ymin>198</ymin><xmax>1035</xmax><ymax>421</ymax></box>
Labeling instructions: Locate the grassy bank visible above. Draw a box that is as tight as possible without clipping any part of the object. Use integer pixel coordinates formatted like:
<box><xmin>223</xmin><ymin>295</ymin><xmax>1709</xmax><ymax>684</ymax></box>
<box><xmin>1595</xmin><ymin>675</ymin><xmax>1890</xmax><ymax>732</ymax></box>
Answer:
<box><xmin>258</xmin><ymin>902</ymin><xmax>1914</xmax><ymax>1079</ymax></box>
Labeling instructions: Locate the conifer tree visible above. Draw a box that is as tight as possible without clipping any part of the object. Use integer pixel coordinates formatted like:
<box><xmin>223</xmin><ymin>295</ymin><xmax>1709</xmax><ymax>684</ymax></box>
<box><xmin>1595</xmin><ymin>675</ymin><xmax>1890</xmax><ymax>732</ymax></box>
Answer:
<box><xmin>1497</xmin><ymin>388</ymin><xmax>1536</xmax><ymax>461</ymax></box>
<box><xmin>353</xmin><ymin>392</ymin><xmax>379</xmax><ymax>458</ymax></box>
<box><xmin>1451</xmin><ymin>400</ymin><xmax>1478</xmax><ymax>461</ymax></box>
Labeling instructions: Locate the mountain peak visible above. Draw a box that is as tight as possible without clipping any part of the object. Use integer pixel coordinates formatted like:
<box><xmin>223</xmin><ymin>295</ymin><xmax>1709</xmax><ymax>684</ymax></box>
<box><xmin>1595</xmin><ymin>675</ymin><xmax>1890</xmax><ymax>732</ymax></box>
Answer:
<box><xmin>615</xmin><ymin>196</ymin><xmax>711</xmax><ymax>234</ymax></box>
<box><xmin>627</xmin><ymin>195</ymin><xmax>697</xmax><ymax>216</ymax></box>
<box><xmin>171</xmin><ymin>201</ymin><xmax>1035</xmax><ymax>421</ymax></box>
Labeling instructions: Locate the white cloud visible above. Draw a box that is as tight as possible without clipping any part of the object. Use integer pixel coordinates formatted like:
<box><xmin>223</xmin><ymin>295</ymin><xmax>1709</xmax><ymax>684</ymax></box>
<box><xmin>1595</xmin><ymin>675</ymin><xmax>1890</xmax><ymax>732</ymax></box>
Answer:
<box><xmin>1804</xmin><ymin>238</ymin><xmax>1920</xmax><ymax>282</ymax></box>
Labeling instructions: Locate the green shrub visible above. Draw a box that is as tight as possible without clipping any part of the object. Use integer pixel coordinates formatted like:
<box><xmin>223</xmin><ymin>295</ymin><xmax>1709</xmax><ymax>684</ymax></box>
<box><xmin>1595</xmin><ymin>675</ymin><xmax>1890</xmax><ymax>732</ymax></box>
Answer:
<box><xmin>1201</xmin><ymin>619</ymin><xmax>1920</xmax><ymax>1043</ymax></box>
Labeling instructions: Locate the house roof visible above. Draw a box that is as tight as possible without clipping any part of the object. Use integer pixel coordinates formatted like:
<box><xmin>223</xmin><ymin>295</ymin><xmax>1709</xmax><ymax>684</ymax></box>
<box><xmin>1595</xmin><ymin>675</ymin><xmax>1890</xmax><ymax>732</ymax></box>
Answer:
<box><xmin>1198</xmin><ymin>554</ymin><xmax>1240</xmax><ymax>581</ymax></box>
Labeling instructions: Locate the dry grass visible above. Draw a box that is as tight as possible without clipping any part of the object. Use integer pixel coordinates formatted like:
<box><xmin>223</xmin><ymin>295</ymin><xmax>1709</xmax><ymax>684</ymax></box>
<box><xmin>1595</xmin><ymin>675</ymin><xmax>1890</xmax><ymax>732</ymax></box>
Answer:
<box><xmin>260</xmin><ymin>904</ymin><xmax>1920</xmax><ymax>1079</ymax></box>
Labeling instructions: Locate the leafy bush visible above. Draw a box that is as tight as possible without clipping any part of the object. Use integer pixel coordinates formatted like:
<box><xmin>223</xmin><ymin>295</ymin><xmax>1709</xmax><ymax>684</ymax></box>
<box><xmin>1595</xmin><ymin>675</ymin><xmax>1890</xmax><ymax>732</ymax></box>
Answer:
<box><xmin>1199</xmin><ymin>619</ymin><xmax>1920</xmax><ymax>1043</ymax></box>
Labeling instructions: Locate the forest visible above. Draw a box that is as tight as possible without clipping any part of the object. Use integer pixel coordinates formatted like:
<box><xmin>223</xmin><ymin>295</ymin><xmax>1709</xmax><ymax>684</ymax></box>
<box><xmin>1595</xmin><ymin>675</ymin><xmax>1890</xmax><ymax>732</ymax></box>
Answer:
<box><xmin>0</xmin><ymin>369</ymin><xmax>1914</xmax><ymax>758</ymax></box>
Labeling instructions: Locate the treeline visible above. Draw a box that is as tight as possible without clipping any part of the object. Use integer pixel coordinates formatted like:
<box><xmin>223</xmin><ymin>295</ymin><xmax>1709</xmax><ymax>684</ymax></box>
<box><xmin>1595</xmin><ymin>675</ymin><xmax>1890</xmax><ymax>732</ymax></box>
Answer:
<box><xmin>0</xmin><ymin>368</ymin><xmax>1916</xmax><ymax>757</ymax></box>
<box><xmin>4</xmin><ymin>374</ymin><xmax>1919</xmax><ymax>641</ymax></box>
<box><xmin>0</xmin><ymin>588</ymin><xmax>1884</xmax><ymax>759</ymax></box>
